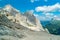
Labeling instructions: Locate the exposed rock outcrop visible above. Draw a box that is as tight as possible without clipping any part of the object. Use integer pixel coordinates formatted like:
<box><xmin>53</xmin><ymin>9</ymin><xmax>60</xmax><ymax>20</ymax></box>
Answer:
<box><xmin>1</xmin><ymin>5</ymin><xmax>44</xmax><ymax>31</ymax></box>
<box><xmin>0</xmin><ymin>5</ymin><xmax>60</xmax><ymax>40</ymax></box>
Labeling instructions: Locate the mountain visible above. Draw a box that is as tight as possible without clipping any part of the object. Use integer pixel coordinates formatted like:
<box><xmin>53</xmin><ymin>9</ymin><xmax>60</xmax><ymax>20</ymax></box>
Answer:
<box><xmin>44</xmin><ymin>19</ymin><xmax>60</xmax><ymax>35</ymax></box>
<box><xmin>0</xmin><ymin>5</ymin><xmax>60</xmax><ymax>40</ymax></box>
<box><xmin>1</xmin><ymin>5</ymin><xmax>44</xmax><ymax>31</ymax></box>
<box><xmin>0</xmin><ymin>13</ymin><xmax>26</xmax><ymax>40</ymax></box>
<box><xmin>40</xmin><ymin>20</ymin><xmax>50</xmax><ymax>27</ymax></box>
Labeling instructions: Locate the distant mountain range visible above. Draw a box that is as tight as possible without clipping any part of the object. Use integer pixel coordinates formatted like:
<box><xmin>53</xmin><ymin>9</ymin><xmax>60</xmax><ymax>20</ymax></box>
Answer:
<box><xmin>41</xmin><ymin>19</ymin><xmax>60</xmax><ymax>35</ymax></box>
<box><xmin>40</xmin><ymin>20</ymin><xmax>50</xmax><ymax>27</ymax></box>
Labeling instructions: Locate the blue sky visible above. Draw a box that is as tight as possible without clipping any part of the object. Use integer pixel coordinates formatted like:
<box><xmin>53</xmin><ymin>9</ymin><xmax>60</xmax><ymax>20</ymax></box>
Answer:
<box><xmin>0</xmin><ymin>0</ymin><xmax>60</xmax><ymax>21</ymax></box>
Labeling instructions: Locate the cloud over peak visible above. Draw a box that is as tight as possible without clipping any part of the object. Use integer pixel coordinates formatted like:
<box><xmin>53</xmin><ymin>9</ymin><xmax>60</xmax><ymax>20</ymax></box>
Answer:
<box><xmin>35</xmin><ymin>3</ymin><xmax>60</xmax><ymax>12</ymax></box>
<box><xmin>34</xmin><ymin>3</ymin><xmax>60</xmax><ymax>21</ymax></box>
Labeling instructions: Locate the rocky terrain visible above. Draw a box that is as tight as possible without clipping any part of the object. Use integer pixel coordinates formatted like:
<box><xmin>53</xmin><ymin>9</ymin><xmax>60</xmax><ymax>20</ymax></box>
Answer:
<box><xmin>0</xmin><ymin>5</ymin><xmax>60</xmax><ymax>40</ymax></box>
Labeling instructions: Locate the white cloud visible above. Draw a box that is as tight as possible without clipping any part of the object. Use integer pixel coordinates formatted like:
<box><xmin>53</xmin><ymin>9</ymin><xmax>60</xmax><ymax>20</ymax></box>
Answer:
<box><xmin>30</xmin><ymin>0</ymin><xmax>48</xmax><ymax>3</ymax></box>
<box><xmin>35</xmin><ymin>3</ymin><xmax>60</xmax><ymax>12</ymax></box>
<box><xmin>34</xmin><ymin>13</ymin><xmax>52</xmax><ymax>21</ymax></box>
<box><xmin>39</xmin><ymin>16</ymin><xmax>47</xmax><ymax>20</ymax></box>
<box><xmin>39</xmin><ymin>16</ymin><xmax>52</xmax><ymax>21</ymax></box>
<box><xmin>53</xmin><ymin>15</ymin><xmax>60</xmax><ymax>20</ymax></box>
<box><xmin>34</xmin><ymin>14</ymin><xmax>46</xmax><ymax>20</ymax></box>
<box><xmin>44</xmin><ymin>13</ymin><xmax>54</xmax><ymax>18</ymax></box>
<box><xmin>35</xmin><ymin>3</ymin><xmax>60</xmax><ymax>21</ymax></box>
<box><xmin>30</xmin><ymin>0</ymin><xmax>39</xmax><ymax>3</ymax></box>
<box><xmin>34</xmin><ymin>14</ymin><xmax>39</xmax><ymax>17</ymax></box>
<box><xmin>26</xmin><ymin>10</ymin><xmax>34</xmax><ymax>14</ymax></box>
<box><xmin>38</xmin><ymin>13</ymin><xmax>60</xmax><ymax>21</ymax></box>
<box><xmin>29</xmin><ymin>10</ymin><xmax>34</xmax><ymax>13</ymax></box>
<box><xmin>45</xmin><ymin>13</ymin><xmax>53</xmax><ymax>16</ymax></box>
<box><xmin>34</xmin><ymin>3</ymin><xmax>60</xmax><ymax>21</ymax></box>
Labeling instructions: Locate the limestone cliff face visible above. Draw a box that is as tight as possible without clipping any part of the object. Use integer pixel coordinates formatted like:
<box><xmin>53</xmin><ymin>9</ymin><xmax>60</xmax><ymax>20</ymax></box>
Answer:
<box><xmin>0</xmin><ymin>5</ymin><xmax>45</xmax><ymax>40</ymax></box>
<box><xmin>0</xmin><ymin>5</ymin><xmax>44</xmax><ymax>31</ymax></box>
<box><xmin>0</xmin><ymin>14</ymin><xmax>26</xmax><ymax>40</ymax></box>
<box><xmin>0</xmin><ymin>5</ymin><xmax>60</xmax><ymax>40</ymax></box>
<box><xmin>23</xmin><ymin>11</ymin><xmax>44</xmax><ymax>31</ymax></box>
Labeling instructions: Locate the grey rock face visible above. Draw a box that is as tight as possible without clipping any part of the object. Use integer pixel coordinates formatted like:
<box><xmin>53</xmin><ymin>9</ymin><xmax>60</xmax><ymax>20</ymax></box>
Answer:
<box><xmin>23</xmin><ymin>11</ymin><xmax>44</xmax><ymax>31</ymax></box>
<box><xmin>0</xmin><ymin>14</ymin><xmax>26</xmax><ymax>40</ymax></box>
<box><xmin>24</xmin><ymin>11</ymin><xmax>36</xmax><ymax>25</ymax></box>
<box><xmin>0</xmin><ymin>5</ymin><xmax>60</xmax><ymax>40</ymax></box>
<box><xmin>1</xmin><ymin>5</ymin><xmax>44</xmax><ymax>31</ymax></box>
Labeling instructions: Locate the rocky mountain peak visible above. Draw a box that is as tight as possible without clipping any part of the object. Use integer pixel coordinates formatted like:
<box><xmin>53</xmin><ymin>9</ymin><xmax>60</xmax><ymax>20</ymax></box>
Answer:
<box><xmin>0</xmin><ymin>5</ymin><xmax>44</xmax><ymax>31</ymax></box>
<box><xmin>24</xmin><ymin>10</ymin><xmax>33</xmax><ymax>16</ymax></box>
<box><xmin>3</xmin><ymin>4</ymin><xmax>19</xmax><ymax>13</ymax></box>
<box><xmin>3</xmin><ymin>4</ymin><xmax>12</xmax><ymax>12</ymax></box>
<box><xmin>2</xmin><ymin>4</ymin><xmax>21</xmax><ymax>17</ymax></box>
